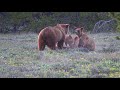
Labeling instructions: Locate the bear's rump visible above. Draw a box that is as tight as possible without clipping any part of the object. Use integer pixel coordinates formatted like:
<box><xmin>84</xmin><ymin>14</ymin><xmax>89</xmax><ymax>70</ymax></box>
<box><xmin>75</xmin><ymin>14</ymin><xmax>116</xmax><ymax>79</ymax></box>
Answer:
<box><xmin>85</xmin><ymin>38</ymin><xmax>95</xmax><ymax>51</ymax></box>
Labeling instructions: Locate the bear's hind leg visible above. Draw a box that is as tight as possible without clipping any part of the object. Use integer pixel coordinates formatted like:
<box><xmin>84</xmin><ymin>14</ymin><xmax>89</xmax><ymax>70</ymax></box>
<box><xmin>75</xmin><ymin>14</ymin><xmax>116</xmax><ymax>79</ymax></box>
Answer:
<box><xmin>46</xmin><ymin>40</ymin><xmax>56</xmax><ymax>50</ymax></box>
<box><xmin>38</xmin><ymin>38</ymin><xmax>46</xmax><ymax>51</ymax></box>
<box><xmin>47</xmin><ymin>43</ymin><xmax>56</xmax><ymax>50</ymax></box>
<box><xmin>39</xmin><ymin>43</ymin><xmax>45</xmax><ymax>51</ymax></box>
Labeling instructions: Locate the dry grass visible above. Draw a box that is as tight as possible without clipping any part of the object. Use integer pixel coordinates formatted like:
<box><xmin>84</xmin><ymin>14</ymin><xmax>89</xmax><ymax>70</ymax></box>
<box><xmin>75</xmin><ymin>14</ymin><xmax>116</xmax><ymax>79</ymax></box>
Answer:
<box><xmin>0</xmin><ymin>32</ymin><xmax>120</xmax><ymax>78</ymax></box>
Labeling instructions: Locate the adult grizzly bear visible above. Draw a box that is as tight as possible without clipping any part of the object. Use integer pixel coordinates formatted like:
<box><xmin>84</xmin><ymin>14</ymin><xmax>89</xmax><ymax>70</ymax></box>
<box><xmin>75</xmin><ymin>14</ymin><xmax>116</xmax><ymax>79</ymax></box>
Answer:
<box><xmin>64</xmin><ymin>34</ymin><xmax>79</xmax><ymax>48</ymax></box>
<box><xmin>38</xmin><ymin>24</ymin><xmax>70</xmax><ymax>51</ymax></box>
<box><xmin>75</xmin><ymin>27</ymin><xmax>95</xmax><ymax>51</ymax></box>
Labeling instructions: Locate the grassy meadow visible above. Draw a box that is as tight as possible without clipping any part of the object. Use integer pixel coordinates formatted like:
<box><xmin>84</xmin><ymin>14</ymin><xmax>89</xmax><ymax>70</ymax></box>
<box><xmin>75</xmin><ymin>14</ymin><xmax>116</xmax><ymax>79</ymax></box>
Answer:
<box><xmin>0</xmin><ymin>32</ymin><xmax>120</xmax><ymax>78</ymax></box>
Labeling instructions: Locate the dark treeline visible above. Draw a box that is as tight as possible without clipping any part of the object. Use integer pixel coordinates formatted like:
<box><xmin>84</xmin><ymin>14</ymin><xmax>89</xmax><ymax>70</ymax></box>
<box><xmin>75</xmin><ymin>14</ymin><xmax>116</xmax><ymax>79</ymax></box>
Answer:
<box><xmin>0</xmin><ymin>12</ymin><xmax>113</xmax><ymax>33</ymax></box>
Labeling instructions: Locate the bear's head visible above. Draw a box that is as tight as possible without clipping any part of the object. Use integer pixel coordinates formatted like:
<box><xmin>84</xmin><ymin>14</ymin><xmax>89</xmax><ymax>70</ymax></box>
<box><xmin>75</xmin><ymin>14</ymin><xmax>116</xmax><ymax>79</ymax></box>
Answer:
<box><xmin>74</xmin><ymin>27</ymin><xmax>84</xmax><ymax>37</ymax></box>
<box><xmin>57</xmin><ymin>24</ymin><xmax>70</xmax><ymax>34</ymax></box>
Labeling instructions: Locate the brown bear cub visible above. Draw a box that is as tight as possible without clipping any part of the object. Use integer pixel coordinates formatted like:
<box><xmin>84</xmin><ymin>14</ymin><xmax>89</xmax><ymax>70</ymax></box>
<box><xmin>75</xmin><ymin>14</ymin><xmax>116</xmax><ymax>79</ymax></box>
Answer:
<box><xmin>64</xmin><ymin>34</ymin><xmax>79</xmax><ymax>48</ymax></box>
<box><xmin>75</xmin><ymin>27</ymin><xmax>95</xmax><ymax>51</ymax></box>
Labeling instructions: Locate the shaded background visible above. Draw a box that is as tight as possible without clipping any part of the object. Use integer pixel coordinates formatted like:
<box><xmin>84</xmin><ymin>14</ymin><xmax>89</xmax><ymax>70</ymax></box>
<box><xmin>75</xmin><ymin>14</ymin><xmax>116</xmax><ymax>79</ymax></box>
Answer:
<box><xmin>0</xmin><ymin>12</ymin><xmax>117</xmax><ymax>33</ymax></box>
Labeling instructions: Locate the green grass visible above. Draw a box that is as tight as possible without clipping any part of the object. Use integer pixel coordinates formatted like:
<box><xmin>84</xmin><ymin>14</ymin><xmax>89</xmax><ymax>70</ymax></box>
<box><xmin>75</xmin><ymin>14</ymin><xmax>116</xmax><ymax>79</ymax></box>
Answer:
<box><xmin>115</xmin><ymin>36</ymin><xmax>120</xmax><ymax>40</ymax></box>
<box><xmin>0</xmin><ymin>33</ymin><xmax>120</xmax><ymax>78</ymax></box>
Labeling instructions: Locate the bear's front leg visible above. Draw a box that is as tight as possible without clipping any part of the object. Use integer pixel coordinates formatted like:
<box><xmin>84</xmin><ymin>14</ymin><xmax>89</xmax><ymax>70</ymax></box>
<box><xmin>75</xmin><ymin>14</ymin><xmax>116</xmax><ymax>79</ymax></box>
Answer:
<box><xmin>57</xmin><ymin>40</ymin><xmax>64</xmax><ymax>49</ymax></box>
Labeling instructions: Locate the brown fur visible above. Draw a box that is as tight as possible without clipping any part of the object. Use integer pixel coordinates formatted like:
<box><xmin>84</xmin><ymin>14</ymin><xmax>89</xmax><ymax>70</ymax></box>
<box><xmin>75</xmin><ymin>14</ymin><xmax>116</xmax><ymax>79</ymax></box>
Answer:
<box><xmin>73</xmin><ymin>36</ymin><xmax>80</xmax><ymax>48</ymax></box>
<box><xmin>75</xmin><ymin>27</ymin><xmax>95</xmax><ymax>51</ymax></box>
<box><xmin>38</xmin><ymin>24</ymin><xmax>69</xmax><ymax>51</ymax></box>
<box><xmin>64</xmin><ymin>34</ymin><xmax>74</xmax><ymax>48</ymax></box>
<box><xmin>64</xmin><ymin>34</ymin><xmax>79</xmax><ymax>48</ymax></box>
<box><xmin>75</xmin><ymin>27</ymin><xmax>85</xmax><ymax>37</ymax></box>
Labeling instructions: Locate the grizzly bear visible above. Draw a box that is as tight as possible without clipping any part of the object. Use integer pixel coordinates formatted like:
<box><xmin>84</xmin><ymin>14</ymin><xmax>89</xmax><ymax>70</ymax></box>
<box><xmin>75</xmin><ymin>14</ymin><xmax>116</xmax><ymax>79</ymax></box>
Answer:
<box><xmin>64</xmin><ymin>34</ymin><xmax>74</xmax><ymax>48</ymax></box>
<box><xmin>75</xmin><ymin>27</ymin><xmax>95</xmax><ymax>51</ymax></box>
<box><xmin>73</xmin><ymin>36</ymin><xmax>80</xmax><ymax>48</ymax></box>
<box><xmin>64</xmin><ymin>34</ymin><xmax>79</xmax><ymax>48</ymax></box>
<box><xmin>38</xmin><ymin>24</ymin><xmax>70</xmax><ymax>51</ymax></box>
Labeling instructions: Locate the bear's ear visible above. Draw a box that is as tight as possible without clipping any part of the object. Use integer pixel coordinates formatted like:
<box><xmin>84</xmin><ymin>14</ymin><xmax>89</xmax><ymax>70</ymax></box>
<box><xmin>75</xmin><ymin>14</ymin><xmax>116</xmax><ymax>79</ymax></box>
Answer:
<box><xmin>61</xmin><ymin>24</ymin><xmax>69</xmax><ymax>28</ymax></box>
<box><xmin>81</xmin><ymin>27</ymin><xmax>84</xmax><ymax>29</ymax></box>
<box><xmin>80</xmin><ymin>27</ymin><xmax>84</xmax><ymax>32</ymax></box>
<box><xmin>66</xmin><ymin>24</ymin><xmax>70</xmax><ymax>28</ymax></box>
